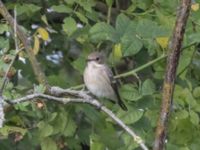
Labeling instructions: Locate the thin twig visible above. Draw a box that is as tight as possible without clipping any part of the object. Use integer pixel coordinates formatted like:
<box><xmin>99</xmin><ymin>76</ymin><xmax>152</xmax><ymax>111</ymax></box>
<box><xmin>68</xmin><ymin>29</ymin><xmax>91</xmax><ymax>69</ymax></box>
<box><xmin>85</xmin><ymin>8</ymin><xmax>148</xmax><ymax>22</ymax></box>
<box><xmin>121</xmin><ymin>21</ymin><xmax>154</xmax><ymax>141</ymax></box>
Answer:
<box><xmin>14</xmin><ymin>6</ymin><xmax>18</xmax><ymax>51</ymax></box>
<box><xmin>0</xmin><ymin>48</ymin><xmax>23</xmax><ymax>92</ymax></box>
<box><xmin>7</xmin><ymin>86</ymin><xmax>148</xmax><ymax>150</ymax></box>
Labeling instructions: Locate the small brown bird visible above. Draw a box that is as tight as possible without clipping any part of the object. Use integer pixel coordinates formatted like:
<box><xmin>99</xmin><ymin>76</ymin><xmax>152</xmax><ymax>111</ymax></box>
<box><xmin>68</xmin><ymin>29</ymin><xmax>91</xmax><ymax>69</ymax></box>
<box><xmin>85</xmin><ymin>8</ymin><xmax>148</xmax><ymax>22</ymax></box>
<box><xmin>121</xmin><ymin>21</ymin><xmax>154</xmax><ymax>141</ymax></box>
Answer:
<box><xmin>83</xmin><ymin>52</ymin><xmax>127</xmax><ymax>111</ymax></box>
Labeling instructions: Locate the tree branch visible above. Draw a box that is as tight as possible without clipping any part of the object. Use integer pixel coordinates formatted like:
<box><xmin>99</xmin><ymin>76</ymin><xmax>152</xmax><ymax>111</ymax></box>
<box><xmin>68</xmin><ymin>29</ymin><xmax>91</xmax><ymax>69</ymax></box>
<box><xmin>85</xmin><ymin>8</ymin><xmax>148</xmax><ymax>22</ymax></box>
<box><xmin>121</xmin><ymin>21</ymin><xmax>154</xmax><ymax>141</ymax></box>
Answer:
<box><xmin>7</xmin><ymin>86</ymin><xmax>148</xmax><ymax>150</ymax></box>
<box><xmin>0</xmin><ymin>95</ymin><xmax>4</xmax><ymax>128</ymax></box>
<box><xmin>153</xmin><ymin>0</ymin><xmax>191</xmax><ymax>150</ymax></box>
<box><xmin>0</xmin><ymin>0</ymin><xmax>49</xmax><ymax>89</ymax></box>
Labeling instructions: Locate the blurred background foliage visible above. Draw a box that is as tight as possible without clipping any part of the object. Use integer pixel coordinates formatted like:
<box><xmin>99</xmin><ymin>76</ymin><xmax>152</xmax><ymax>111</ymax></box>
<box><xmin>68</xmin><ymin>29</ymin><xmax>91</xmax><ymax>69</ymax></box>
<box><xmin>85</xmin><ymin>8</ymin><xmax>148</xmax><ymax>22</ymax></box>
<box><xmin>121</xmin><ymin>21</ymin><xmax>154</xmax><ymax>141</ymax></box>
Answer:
<box><xmin>0</xmin><ymin>0</ymin><xmax>200</xmax><ymax>149</ymax></box>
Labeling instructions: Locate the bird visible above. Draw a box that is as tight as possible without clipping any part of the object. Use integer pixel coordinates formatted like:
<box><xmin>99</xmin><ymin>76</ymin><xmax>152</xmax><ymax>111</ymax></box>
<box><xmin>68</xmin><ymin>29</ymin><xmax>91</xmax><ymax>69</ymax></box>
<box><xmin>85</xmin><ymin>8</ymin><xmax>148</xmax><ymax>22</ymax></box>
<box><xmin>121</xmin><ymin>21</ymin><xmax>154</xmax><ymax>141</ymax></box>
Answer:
<box><xmin>83</xmin><ymin>52</ymin><xmax>127</xmax><ymax>111</ymax></box>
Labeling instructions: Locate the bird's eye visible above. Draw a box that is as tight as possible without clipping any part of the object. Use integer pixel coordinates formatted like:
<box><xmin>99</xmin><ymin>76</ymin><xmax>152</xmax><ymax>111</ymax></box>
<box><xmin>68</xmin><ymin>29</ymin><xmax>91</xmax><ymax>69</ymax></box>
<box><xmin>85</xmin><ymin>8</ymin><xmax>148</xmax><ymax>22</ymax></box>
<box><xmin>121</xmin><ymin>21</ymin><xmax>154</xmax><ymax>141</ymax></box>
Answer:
<box><xmin>96</xmin><ymin>57</ymin><xmax>100</xmax><ymax>61</ymax></box>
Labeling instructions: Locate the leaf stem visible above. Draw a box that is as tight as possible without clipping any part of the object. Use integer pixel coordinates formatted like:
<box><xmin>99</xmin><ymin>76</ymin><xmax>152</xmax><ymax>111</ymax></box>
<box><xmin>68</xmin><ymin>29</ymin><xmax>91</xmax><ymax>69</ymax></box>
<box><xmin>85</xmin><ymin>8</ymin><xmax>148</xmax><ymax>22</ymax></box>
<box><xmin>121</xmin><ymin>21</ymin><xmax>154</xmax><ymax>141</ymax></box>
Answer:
<box><xmin>107</xmin><ymin>6</ymin><xmax>112</xmax><ymax>24</ymax></box>
<box><xmin>114</xmin><ymin>54</ymin><xmax>166</xmax><ymax>79</ymax></box>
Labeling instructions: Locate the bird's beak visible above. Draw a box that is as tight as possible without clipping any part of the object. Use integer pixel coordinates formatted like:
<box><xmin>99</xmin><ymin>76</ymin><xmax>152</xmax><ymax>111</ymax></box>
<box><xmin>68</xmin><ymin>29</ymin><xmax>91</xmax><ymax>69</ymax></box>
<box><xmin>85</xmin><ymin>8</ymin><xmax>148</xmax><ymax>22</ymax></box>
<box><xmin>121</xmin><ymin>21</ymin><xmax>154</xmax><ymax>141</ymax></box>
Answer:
<box><xmin>86</xmin><ymin>58</ymin><xmax>95</xmax><ymax>62</ymax></box>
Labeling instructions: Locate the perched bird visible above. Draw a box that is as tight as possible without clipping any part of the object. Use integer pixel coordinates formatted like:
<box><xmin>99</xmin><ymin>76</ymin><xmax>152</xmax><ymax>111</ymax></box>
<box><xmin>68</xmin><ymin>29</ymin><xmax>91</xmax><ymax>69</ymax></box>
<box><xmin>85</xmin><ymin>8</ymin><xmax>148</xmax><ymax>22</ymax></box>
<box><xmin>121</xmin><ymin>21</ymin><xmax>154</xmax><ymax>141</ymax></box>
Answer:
<box><xmin>83</xmin><ymin>52</ymin><xmax>127</xmax><ymax>111</ymax></box>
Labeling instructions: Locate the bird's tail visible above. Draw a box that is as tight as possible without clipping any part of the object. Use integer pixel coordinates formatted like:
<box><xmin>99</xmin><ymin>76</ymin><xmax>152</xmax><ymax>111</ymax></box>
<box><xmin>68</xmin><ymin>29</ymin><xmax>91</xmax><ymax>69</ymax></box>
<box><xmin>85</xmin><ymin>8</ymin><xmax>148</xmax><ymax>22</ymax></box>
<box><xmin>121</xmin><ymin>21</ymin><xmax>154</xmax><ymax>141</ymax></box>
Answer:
<box><xmin>114</xmin><ymin>88</ymin><xmax>128</xmax><ymax>111</ymax></box>
<box><xmin>118</xmin><ymin>98</ymin><xmax>128</xmax><ymax>111</ymax></box>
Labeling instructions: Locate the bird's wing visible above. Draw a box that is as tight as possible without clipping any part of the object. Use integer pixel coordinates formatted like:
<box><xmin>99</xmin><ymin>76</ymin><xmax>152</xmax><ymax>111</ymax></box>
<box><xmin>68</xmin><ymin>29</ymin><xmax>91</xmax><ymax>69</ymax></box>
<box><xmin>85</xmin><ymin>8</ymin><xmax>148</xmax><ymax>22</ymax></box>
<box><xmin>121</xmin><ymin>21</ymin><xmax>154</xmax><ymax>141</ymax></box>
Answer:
<box><xmin>102</xmin><ymin>65</ymin><xmax>127</xmax><ymax>111</ymax></box>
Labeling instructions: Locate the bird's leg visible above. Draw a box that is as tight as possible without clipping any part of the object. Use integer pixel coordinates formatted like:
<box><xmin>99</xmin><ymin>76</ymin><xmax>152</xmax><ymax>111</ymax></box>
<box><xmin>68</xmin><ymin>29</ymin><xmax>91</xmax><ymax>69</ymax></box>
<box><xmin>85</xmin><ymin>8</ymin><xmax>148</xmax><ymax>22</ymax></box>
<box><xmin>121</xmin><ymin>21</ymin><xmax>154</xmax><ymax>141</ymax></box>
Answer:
<box><xmin>81</xmin><ymin>85</ymin><xmax>90</xmax><ymax>94</ymax></box>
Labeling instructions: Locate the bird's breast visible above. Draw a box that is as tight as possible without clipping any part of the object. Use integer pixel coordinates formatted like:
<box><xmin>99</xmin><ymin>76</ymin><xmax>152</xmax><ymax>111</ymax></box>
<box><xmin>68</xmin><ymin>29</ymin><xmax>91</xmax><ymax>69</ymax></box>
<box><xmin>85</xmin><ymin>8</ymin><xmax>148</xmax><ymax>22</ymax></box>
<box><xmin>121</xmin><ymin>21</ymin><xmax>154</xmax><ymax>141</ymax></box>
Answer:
<box><xmin>83</xmin><ymin>64</ymin><xmax>115</xmax><ymax>99</ymax></box>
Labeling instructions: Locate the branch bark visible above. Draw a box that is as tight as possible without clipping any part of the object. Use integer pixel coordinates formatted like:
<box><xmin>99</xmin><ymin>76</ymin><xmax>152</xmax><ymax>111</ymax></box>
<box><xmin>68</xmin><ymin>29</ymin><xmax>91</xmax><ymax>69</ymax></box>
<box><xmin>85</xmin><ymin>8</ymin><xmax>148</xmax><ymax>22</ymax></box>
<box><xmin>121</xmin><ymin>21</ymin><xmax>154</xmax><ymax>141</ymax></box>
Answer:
<box><xmin>7</xmin><ymin>86</ymin><xmax>149</xmax><ymax>150</ymax></box>
<box><xmin>0</xmin><ymin>0</ymin><xmax>49</xmax><ymax>89</ymax></box>
<box><xmin>0</xmin><ymin>95</ymin><xmax>4</xmax><ymax>127</ymax></box>
<box><xmin>153</xmin><ymin>0</ymin><xmax>191</xmax><ymax>150</ymax></box>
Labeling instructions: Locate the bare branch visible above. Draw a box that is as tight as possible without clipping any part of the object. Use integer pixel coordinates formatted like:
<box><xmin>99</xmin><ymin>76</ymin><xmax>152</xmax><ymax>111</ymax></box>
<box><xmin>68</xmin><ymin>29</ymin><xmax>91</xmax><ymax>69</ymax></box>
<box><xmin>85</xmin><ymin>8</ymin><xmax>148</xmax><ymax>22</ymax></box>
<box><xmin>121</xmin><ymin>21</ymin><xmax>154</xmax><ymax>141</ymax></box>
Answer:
<box><xmin>0</xmin><ymin>95</ymin><xmax>4</xmax><ymax>127</ymax></box>
<box><xmin>153</xmin><ymin>0</ymin><xmax>191</xmax><ymax>150</ymax></box>
<box><xmin>7</xmin><ymin>86</ymin><xmax>149</xmax><ymax>150</ymax></box>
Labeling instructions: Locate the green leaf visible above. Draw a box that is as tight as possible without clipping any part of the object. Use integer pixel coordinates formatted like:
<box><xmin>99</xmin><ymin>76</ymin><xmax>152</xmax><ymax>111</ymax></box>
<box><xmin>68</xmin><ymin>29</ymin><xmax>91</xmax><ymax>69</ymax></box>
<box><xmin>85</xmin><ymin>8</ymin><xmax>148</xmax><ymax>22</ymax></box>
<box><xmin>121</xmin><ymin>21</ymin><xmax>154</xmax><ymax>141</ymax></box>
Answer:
<box><xmin>175</xmin><ymin>110</ymin><xmax>188</xmax><ymax>119</ymax></box>
<box><xmin>122</xmin><ymin>36</ymin><xmax>143</xmax><ymax>56</ymax></box>
<box><xmin>63</xmin><ymin>117</ymin><xmax>77</xmax><ymax>137</ymax></box>
<box><xmin>142</xmin><ymin>79</ymin><xmax>156</xmax><ymax>95</ymax></box>
<box><xmin>0</xmin><ymin>125</ymin><xmax>27</xmax><ymax>137</ymax></box>
<box><xmin>41</xmin><ymin>137</ymin><xmax>57</xmax><ymax>150</ymax></box>
<box><xmin>120</xmin><ymin>84</ymin><xmax>142</xmax><ymax>101</ymax></box>
<box><xmin>37</xmin><ymin>121</ymin><xmax>54</xmax><ymax>137</ymax></box>
<box><xmin>90</xmin><ymin>135</ymin><xmax>105</xmax><ymax>150</ymax></box>
<box><xmin>75</xmin><ymin>12</ymin><xmax>88</xmax><ymax>23</ymax></box>
<box><xmin>106</xmin><ymin>0</ymin><xmax>113</xmax><ymax>7</ymax></box>
<box><xmin>51</xmin><ymin>4</ymin><xmax>72</xmax><ymax>13</ymax></box>
<box><xmin>0</xmin><ymin>24</ymin><xmax>8</xmax><ymax>34</ymax></box>
<box><xmin>34</xmin><ymin>84</ymin><xmax>46</xmax><ymax>93</ymax></box>
<box><xmin>190</xmin><ymin>110</ymin><xmax>199</xmax><ymax>125</ymax></box>
<box><xmin>71</xmin><ymin>56</ymin><xmax>86</xmax><ymax>74</ymax></box>
<box><xmin>120</xmin><ymin>133</ymin><xmax>138</xmax><ymax>150</ymax></box>
<box><xmin>16</xmin><ymin>4</ymin><xmax>41</xmax><ymax>16</ymax></box>
<box><xmin>116</xmin><ymin>18</ymin><xmax>142</xmax><ymax>56</ymax></box>
<box><xmin>115</xmin><ymin>14</ymin><xmax>131</xmax><ymax>38</ymax></box>
<box><xmin>96</xmin><ymin>123</ymin><xmax>121</xmax><ymax>149</ymax></box>
<box><xmin>89</xmin><ymin>22</ymin><xmax>116</xmax><ymax>42</ymax></box>
<box><xmin>188</xmin><ymin>33</ymin><xmax>200</xmax><ymax>43</ymax></box>
<box><xmin>62</xmin><ymin>17</ymin><xmax>77</xmax><ymax>36</ymax></box>
<box><xmin>51</xmin><ymin>112</ymin><xmax>67</xmax><ymax>134</ymax></box>
<box><xmin>136</xmin><ymin>19</ymin><xmax>158</xmax><ymax>38</ymax></box>
<box><xmin>77</xmin><ymin>0</ymin><xmax>94</xmax><ymax>12</ymax></box>
<box><xmin>177</xmin><ymin>49</ymin><xmax>195</xmax><ymax>78</ymax></box>
<box><xmin>193</xmin><ymin>87</ymin><xmax>200</xmax><ymax>98</ymax></box>
<box><xmin>0</xmin><ymin>37</ymin><xmax>9</xmax><ymax>49</ymax></box>
<box><xmin>117</xmin><ymin>107</ymin><xmax>143</xmax><ymax>124</ymax></box>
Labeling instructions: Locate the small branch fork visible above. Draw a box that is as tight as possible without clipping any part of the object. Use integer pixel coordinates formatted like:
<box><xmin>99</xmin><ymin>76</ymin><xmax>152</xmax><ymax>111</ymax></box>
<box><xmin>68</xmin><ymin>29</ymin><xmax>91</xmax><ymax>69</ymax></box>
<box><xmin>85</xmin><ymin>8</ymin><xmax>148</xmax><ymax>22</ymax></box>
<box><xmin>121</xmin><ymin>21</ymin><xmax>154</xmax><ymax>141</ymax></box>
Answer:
<box><xmin>153</xmin><ymin>0</ymin><xmax>191</xmax><ymax>150</ymax></box>
<box><xmin>6</xmin><ymin>86</ymin><xmax>149</xmax><ymax>150</ymax></box>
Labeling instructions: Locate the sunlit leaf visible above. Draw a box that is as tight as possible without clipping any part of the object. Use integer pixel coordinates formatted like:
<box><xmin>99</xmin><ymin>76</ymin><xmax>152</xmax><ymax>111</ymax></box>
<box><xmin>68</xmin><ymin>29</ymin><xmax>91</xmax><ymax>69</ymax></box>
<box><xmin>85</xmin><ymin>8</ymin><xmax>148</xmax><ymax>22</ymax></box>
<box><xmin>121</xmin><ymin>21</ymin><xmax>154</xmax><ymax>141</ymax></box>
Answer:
<box><xmin>33</xmin><ymin>35</ymin><xmax>40</xmax><ymax>55</ymax></box>
<box><xmin>191</xmin><ymin>3</ymin><xmax>199</xmax><ymax>11</ymax></box>
<box><xmin>156</xmin><ymin>36</ymin><xmax>169</xmax><ymax>49</ymax></box>
<box><xmin>113</xmin><ymin>43</ymin><xmax>122</xmax><ymax>61</ymax></box>
<box><xmin>37</xmin><ymin>27</ymin><xmax>49</xmax><ymax>41</ymax></box>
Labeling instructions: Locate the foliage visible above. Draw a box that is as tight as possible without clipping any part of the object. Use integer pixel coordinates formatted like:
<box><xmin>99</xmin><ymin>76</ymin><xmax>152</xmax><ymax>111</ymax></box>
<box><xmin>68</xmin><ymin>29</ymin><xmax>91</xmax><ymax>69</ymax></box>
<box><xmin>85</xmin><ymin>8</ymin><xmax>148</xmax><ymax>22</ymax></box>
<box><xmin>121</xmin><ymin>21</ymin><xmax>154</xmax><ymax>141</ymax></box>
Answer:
<box><xmin>0</xmin><ymin>0</ymin><xmax>200</xmax><ymax>149</ymax></box>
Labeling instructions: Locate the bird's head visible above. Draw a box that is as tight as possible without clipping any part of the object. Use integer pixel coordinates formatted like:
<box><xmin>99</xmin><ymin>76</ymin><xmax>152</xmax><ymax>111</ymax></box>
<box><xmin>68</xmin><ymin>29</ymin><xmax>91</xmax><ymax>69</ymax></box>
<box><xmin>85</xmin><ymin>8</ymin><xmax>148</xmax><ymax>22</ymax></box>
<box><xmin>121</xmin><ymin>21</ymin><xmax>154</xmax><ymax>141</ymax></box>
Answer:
<box><xmin>86</xmin><ymin>52</ymin><xmax>105</xmax><ymax>65</ymax></box>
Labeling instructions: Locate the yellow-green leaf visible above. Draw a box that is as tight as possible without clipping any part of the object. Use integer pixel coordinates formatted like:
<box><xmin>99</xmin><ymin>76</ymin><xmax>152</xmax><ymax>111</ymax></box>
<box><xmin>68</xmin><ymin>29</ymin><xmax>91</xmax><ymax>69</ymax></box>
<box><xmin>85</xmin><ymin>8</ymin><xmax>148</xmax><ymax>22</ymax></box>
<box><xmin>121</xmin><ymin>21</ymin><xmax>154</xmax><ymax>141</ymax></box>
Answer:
<box><xmin>33</xmin><ymin>35</ymin><xmax>40</xmax><ymax>55</ymax></box>
<box><xmin>156</xmin><ymin>36</ymin><xmax>169</xmax><ymax>49</ymax></box>
<box><xmin>37</xmin><ymin>27</ymin><xmax>49</xmax><ymax>41</ymax></box>
<box><xmin>113</xmin><ymin>43</ymin><xmax>122</xmax><ymax>58</ymax></box>
<box><xmin>191</xmin><ymin>3</ymin><xmax>199</xmax><ymax>11</ymax></box>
